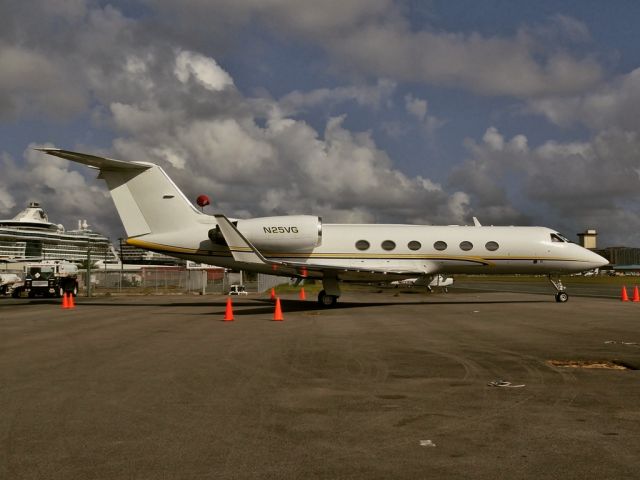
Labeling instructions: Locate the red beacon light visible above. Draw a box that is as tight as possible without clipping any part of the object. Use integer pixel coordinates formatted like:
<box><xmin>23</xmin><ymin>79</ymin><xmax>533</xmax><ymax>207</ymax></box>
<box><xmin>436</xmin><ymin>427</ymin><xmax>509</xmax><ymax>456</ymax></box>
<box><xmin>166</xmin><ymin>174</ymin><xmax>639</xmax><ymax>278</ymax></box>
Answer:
<box><xmin>196</xmin><ymin>194</ymin><xmax>211</xmax><ymax>211</ymax></box>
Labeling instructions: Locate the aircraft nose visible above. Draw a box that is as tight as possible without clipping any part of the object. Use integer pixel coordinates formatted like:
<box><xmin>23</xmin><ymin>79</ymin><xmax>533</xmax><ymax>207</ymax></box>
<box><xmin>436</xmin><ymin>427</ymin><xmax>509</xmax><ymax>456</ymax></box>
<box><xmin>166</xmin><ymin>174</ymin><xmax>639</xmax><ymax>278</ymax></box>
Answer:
<box><xmin>585</xmin><ymin>249</ymin><xmax>609</xmax><ymax>269</ymax></box>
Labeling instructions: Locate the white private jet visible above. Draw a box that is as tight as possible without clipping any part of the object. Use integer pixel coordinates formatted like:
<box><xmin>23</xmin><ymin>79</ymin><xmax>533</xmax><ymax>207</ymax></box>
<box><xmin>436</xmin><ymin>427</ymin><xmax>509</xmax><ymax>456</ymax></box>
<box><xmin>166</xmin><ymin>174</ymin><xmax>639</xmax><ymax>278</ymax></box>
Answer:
<box><xmin>38</xmin><ymin>149</ymin><xmax>608</xmax><ymax>306</ymax></box>
<box><xmin>390</xmin><ymin>275</ymin><xmax>454</xmax><ymax>292</ymax></box>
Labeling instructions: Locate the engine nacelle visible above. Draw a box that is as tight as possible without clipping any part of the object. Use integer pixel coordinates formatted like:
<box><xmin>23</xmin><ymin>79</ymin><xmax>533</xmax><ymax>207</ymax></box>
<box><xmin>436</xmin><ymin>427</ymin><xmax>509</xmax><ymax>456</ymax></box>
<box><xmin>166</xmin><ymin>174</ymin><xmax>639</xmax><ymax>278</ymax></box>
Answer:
<box><xmin>237</xmin><ymin>215</ymin><xmax>322</xmax><ymax>251</ymax></box>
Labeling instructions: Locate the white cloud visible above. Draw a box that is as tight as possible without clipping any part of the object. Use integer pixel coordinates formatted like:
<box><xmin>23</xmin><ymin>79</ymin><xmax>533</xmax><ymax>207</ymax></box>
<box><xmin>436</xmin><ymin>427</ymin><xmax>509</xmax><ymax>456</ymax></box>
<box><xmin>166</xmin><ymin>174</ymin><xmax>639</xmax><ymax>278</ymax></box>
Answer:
<box><xmin>110</xmin><ymin>102</ymin><xmax>167</xmax><ymax>134</ymax></box>
<box><xmin>450</xmin><ymin>127</ymin><xmax>640</xmax><ymax>244</ymax></box>
<box><xmin>331</xmin><ymin>25</ymin><xmax>602</xmax><ymax>97</ymax></box>
<box><xmin>404</xmin><ymin>94</ymin><xmax>445</xmax><ymax>135</ymax></box>
<box><xmin>482</xmin><ymin>127</ymin><xmax>505</xmax><ymax>151</ymax></box>
<box><xmin>147</xmin><ymin>0</ymin><xmax>393</xmax><ymax>38</ymax></box>
<box><xmin>529</xmin><ymin>68</ymin><xmax>640</xmax><ymax>131</ymax></box>
<box><xmin>405</xmin><ymin>95</ymin><xmax>427</xmax><ymax>121</ymax></box>
<box><xmin>102</xmin><ymin>48</ymin><xmax>467</xmax><ymax>226</ymax></box>
<box><xmin>278</xmin><ymin>79</ymin><xmax>396</xmax><ymax>115</ymax></box>
<box><xmin>0</xmin><ymin>43</ymin><xmax>86</xmax><ymax>119</ymax></box>
<box><xmin>0</xmin><ymin>183</ymin><xmax>16</xmax><ymax>213</ymax></box>
<box><xmin>174</xmin><ymin>50</ymin><xmax>234</xmax><ymax>91</ymax></box>
<box><xmin>2</xmin><ymin>0</ymin><xmax>634</xmax><ymax>247</ymax></box>
<box><xmin>0</xmin><ymin>144</ymin><xmax>114</xmax><ymax>235</ymax></box>
<box><xmin>144</xmin><ymin>2</ymin><xmax>603</xmax><ymax>98</ymax></box>
<box><xmin>446</xmin><ymin>192</ymin><xmax>471</xmax><ymax>225</ymax></box>
<box><xmin>150</xmin><ymin>147</ymin><xmax>187</xmax><ymax>170</ymax></box>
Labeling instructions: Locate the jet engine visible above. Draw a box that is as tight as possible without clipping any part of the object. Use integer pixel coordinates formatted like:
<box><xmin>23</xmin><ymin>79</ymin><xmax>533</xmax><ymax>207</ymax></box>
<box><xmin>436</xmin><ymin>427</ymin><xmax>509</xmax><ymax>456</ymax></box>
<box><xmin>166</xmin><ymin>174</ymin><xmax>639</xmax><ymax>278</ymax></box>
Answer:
<box><xmin>209</xmin><ymin>215</ymin><xmax>322</xmax><ymax>251</ymax></box>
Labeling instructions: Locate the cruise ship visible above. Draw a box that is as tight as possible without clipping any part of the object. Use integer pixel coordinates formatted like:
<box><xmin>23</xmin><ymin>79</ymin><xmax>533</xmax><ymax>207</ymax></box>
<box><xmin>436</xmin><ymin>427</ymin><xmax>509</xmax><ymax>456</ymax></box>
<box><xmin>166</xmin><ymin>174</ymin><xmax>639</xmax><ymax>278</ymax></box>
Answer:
<box><xmin>0</xmin><ymin>202</ymin><xmax>119</xmax><ymax>262</ymax></box>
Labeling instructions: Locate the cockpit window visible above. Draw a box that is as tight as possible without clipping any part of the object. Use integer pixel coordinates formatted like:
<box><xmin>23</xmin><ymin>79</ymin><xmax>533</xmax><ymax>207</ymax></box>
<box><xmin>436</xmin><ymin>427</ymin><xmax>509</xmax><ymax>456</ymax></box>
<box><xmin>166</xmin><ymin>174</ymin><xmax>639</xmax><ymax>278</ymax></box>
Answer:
<box><xmin>550</xmin><ymin>233</ymin><xmax>570</xmax><ymax>243</ymax></box>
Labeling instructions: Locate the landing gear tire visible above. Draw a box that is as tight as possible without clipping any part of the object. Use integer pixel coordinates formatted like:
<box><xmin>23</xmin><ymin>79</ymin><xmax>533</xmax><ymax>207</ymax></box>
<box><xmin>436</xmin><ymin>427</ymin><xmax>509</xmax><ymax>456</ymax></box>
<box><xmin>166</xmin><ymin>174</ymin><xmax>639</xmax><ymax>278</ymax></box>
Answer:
<box><xmin>318</xmin><ymin>290</ymin><xmax>338</xmax><ymax>307</ymax></box>
<box><xmin>549</xmin><ymin>275</ymin><xmax>569</xmax><ymax>304</ymax></box>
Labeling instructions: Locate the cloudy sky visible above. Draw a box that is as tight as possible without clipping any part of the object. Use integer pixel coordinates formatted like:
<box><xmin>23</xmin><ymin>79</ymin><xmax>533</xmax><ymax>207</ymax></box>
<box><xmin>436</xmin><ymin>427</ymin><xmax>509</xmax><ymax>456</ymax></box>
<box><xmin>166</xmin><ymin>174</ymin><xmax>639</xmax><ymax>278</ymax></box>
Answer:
<box><xmin>1</xmin><ymin>0</ymin><xmax>639</xmax><ymax>246</ymax></box>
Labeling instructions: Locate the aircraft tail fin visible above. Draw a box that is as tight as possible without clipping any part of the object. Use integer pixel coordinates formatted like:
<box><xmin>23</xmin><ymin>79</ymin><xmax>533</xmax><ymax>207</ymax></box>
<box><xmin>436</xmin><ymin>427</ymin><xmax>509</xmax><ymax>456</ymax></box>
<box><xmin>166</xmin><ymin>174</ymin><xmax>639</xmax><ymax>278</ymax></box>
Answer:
<box><xmin>38</xmin><ymin>148</ymin><xmax>201</xmax><ymax>238</ymax></box>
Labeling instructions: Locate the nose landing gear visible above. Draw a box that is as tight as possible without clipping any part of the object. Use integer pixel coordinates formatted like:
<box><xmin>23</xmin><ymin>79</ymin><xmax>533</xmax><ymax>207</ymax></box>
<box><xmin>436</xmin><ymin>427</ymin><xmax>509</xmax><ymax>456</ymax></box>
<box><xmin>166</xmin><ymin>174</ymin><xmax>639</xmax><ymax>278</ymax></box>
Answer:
<box><xmin>548</xmin><ymin>275</ymin><xmax>569</xmax><ymax>302</ymax></box>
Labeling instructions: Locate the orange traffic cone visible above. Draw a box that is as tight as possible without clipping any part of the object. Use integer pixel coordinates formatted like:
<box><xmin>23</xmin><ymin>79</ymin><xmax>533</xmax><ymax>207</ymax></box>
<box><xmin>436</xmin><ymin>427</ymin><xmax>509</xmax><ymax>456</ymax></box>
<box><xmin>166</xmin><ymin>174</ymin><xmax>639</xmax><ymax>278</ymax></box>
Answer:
<box><xmin>299</xmin><ymin>287</ymin><xmax>306</xmax><ymax>300</ymax></box>
<box><xmin>632</xmin><ymin>286</ymin><xmax>640</xmax><ymax>302</ymax></box>
<box><xmin>62</xmin><ymin>293</ymin><xmax>69</xmax><ymax>309</ymax></box>
<box><xmin>273</xmin><ymin>297</ymin><xmax>284</xmax><ymax>321</ymax></box>
<box><xmin>621</xmin><ymin>286</ymin><xmax>629</xmax><ymax>302</ymax></box>
<box><xmin>68</xmin><ymin>293</ymin><xmax>75</xmax><ymax>309</ymax></box>
<box><xmin>270</xmin><ymin>288</ymin><xmax>276</xmax><ymax>301</ymax></box>
<box><xmin>224</xmin><ymin>297</ymin><xmax>234</xmax><ymax>321</ymax></box>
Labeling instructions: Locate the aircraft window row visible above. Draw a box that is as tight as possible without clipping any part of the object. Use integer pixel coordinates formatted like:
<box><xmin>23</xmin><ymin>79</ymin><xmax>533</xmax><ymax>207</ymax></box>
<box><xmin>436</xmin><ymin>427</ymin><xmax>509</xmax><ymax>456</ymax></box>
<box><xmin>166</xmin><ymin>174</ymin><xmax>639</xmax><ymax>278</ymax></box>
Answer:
<box><xmin>354</xmin><ymin>239</ymin><xmax>500</xmax><ymax>251</ymax></box>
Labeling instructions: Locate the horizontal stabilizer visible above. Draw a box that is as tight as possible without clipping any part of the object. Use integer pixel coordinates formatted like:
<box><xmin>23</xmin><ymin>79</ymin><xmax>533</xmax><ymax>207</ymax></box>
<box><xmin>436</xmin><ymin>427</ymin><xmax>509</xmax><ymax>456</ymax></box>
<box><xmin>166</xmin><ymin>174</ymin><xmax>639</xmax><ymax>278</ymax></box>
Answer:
<box><xmin>36</xmin><ymin>148</ymin><xmax>151</xmax><ymax>171</ymax></box>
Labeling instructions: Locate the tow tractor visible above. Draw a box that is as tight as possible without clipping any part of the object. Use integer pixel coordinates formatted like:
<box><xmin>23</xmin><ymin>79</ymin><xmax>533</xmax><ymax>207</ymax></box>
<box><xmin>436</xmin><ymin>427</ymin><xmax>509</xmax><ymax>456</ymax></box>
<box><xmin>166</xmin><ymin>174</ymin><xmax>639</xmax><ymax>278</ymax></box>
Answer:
<box><xmin>228</xmin><ymin>284</ymin><xmax>248</xmax><ymax>296</ymax></box>
<box><xmin>12</xmin><ymin>261</ymin><xmax>79</xmax><ymax>298</ymax></box>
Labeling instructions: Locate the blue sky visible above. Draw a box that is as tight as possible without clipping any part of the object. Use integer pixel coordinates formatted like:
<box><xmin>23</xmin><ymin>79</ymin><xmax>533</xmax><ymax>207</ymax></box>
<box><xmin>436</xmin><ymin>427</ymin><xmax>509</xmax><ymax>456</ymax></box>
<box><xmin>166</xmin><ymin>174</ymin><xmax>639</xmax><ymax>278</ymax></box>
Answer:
<box><xmin>1</xmin><ymin>0</ymin><xmax>640</xmax><ymax>247</ymax></box>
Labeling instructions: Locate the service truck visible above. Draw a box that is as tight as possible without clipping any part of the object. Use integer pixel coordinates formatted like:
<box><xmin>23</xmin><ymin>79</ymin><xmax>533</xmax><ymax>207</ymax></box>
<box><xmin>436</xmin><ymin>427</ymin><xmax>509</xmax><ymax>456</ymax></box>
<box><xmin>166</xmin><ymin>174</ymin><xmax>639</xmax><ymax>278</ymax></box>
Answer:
<box><xmin>0</xmin><ymin>273</ymin><xmax>21</xmax><ymax>296</ymax></box>
<box><xmin>12</xmin><ymin>261</ymin><xmax>79</xmax><ymax>298</ymax></box>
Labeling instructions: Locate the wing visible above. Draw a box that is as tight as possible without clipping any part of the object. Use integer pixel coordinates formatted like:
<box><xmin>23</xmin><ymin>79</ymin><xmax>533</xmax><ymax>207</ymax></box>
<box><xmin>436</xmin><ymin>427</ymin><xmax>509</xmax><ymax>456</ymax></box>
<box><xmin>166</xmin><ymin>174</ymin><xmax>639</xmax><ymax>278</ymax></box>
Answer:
<box><xmin>214</xmin><ymin>214</ymin><xmax>428</xmax><ymax>278</ymax></box>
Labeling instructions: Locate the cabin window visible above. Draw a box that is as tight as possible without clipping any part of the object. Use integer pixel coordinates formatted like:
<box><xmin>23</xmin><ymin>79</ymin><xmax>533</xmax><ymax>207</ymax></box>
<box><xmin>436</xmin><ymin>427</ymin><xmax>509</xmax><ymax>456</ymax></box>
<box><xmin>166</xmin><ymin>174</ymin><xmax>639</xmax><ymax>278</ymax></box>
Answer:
<box><xmin>355</xmin><ymin>240</ymin><xmax>370</xmax><ymax>251</ymax></box>
<box><xmin>381</xmin><ymin>240</ymin><xmax>396</xmax><ymax>251</ymax></box>
<box><xmin>434</xmin><ymin>241</ymin><xmax>447</xmax><ymax>251</ymax></box>
<box><xmin>459</xmin><ymin>241</ymin><xmax>473</xmax><ymax>251</ymax></box>
<box><xmin>408</xmin><ymin>240</ymin><xmax>421</xmax><ymax>251</ymax></box>
<box><xmin>485</xmin><ymin>241</ymin><xmax>499</xmax><ymax>251</ymax></box>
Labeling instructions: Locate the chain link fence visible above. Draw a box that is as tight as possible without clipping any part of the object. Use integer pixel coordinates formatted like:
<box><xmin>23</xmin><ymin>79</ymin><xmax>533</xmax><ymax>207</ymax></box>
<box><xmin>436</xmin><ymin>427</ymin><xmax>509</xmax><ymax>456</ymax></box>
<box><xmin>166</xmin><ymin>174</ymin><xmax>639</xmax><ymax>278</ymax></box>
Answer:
<box><xmin>77</xmin><ymin>267</ymin><xmax>288</xmax><ymax>295</ymax></box>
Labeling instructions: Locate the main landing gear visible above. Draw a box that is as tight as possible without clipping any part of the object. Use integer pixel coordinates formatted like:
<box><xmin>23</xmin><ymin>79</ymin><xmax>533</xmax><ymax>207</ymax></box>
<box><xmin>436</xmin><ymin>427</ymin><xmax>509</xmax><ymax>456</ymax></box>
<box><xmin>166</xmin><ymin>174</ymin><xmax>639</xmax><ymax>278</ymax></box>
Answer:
<box><xmin>318</xmin><ymin>276</ymin><xmax>341</xmax><ymax>307</ymax></box>
<box><xmin>318</xmin><ymin>290</ymin><xmax>338</xmax><ymax>307</ymax></box>
<box><xmin>548</xmin><ymin>275</ymin><xmax>569</xmax><ymax>303</ymax></box>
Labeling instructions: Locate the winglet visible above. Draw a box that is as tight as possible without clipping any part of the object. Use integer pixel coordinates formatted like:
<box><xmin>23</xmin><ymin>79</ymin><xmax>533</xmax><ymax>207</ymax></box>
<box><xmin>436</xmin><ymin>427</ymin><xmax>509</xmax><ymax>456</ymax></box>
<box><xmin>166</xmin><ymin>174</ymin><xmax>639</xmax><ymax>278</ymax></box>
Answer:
<box><xmin>214</xmin><ymin>214</ymin><xmax>271</xmax><ymax>265</ymax></box>
<box><xmin>472</xmin><ymin>216</ymin><xmax>482</xmax><ymax>227</ymax></box>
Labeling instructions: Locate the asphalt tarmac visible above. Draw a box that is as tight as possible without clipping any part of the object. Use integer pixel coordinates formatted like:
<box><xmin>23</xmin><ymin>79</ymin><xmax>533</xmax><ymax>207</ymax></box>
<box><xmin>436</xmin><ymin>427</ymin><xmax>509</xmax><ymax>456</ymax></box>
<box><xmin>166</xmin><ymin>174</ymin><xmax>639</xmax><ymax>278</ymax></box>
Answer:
<box><xmin>1</xmin><ymin>290</ymin><xmax>639</xmax><ymax>479</ymax></box>
<box><xmin>453</xmin><ymin>278</ymin><xmax>629</xmax><ymax>299</ymax></box>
